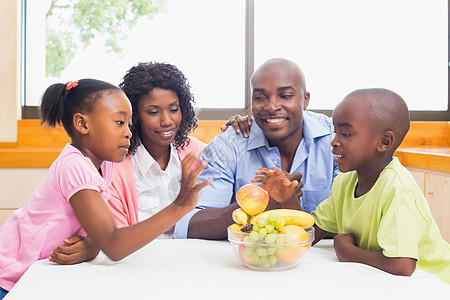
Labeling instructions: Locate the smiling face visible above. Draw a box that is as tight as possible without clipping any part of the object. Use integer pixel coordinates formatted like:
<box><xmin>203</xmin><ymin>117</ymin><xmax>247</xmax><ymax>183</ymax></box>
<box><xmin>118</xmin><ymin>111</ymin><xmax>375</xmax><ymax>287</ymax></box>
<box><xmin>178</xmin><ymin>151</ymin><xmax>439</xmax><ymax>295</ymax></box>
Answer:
<box><xmin>84</xmin><ymin>90</ymin><xmax>132</xmax><ymax>166</ymax></box>
<box><xmin>331</xmin><ymin>96</ymin><xmax>382</xmax><ymax>174</ymax></box>
<box><xmin>251</xmin><ymin>60</ymin><xmax>310</xmax><ymax>146</ymax></box>
<box><xmin>136</xmin><ymin>88</ymin><xmax>182</xmax><ymax>153</ymax></box>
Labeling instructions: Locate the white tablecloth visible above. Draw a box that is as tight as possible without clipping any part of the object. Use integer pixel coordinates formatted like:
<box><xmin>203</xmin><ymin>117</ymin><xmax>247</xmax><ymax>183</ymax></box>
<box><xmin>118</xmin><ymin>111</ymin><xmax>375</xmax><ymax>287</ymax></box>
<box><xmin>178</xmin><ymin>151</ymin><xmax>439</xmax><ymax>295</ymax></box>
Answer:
<box><xmin>5</xmin><ymin>239</ymin><xmax>450</xmax><ymax>300</ymax></box>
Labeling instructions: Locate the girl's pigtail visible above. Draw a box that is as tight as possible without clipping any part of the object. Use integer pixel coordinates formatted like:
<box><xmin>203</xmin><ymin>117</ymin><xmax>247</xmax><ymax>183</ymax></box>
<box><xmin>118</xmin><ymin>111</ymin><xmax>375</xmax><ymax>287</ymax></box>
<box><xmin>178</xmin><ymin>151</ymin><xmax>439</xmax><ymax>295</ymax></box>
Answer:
<box><xmin>39</xmin><ymin>83</ymin><xmax>67</xmax><ymax>128</ymax></box>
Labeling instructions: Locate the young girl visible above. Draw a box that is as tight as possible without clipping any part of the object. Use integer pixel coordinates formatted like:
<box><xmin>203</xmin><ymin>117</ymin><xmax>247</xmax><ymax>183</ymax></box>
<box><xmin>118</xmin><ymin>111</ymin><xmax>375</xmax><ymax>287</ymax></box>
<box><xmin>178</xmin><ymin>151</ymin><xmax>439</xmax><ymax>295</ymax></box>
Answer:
<box><xmin>49</xmin><ymin>62</ymin><xmax>251</xmax><ymax>264</ymax></box>
<box><xmin>0</xmin><ymin>79</ymin><xmax>211</xmax><ymax>297</ymax></box>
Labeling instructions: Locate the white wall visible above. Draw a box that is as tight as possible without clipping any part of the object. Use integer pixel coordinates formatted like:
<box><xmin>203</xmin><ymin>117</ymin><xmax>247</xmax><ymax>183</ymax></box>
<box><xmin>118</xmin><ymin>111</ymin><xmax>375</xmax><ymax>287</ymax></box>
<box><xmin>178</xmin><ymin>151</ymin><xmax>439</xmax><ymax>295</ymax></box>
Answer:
<box><xmin>0</xmin><ymin>0</ymin><xmax>20</xmax><ymax>142</ymax></box>
<box><xmin>0</xmin><ymin>168</ymin><xmax>48</xmax><ymax>224</ymax></box>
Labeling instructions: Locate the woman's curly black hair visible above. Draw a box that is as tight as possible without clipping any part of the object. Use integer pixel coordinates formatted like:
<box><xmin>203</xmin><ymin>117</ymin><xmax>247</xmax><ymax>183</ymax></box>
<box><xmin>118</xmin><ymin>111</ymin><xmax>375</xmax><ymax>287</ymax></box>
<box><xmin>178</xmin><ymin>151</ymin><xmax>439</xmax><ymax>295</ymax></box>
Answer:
<box><xmin>119</xmin><ymin>62</ymin><xmax>198</xmax><ymax>155</ymax></box>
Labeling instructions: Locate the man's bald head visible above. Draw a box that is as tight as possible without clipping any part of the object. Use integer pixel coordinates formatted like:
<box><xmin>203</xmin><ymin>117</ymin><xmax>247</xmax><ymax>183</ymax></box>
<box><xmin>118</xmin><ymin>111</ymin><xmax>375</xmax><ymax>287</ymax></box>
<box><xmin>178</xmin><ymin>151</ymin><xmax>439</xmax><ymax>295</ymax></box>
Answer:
<box><xmin>251</xmin><ymin>58</ymin><xmax>307</xmax><ymax>92</ymax></box>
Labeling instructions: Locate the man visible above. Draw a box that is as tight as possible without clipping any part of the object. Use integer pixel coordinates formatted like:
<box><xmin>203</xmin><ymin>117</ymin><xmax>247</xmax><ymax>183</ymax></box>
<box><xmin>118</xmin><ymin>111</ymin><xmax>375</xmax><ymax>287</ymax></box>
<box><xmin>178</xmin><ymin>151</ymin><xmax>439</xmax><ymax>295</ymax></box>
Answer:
<box><xmin>174</xmin><ymin>58</ymin><xmax>339</xmax><ymax>239</ymax></box>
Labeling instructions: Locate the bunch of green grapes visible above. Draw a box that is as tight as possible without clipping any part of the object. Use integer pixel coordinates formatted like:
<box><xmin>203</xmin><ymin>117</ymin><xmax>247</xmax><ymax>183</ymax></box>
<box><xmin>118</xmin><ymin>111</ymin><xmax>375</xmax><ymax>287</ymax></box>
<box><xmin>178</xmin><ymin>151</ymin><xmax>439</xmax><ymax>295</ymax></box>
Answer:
<box><xmin>242</xmin><ymin>213</ymin><xmax>287</xmax><ymax>268</ymax></box>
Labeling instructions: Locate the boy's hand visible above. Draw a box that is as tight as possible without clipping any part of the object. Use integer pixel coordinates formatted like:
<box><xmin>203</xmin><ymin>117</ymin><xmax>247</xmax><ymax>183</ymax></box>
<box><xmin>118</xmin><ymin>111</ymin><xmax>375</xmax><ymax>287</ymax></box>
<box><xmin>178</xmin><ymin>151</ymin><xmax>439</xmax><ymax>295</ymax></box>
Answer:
<box><xmin>333</xmin><ymin>233</ymin><xmax>356</xmax><ymax>261</ymax></box>
<box><xmin>333</xmin><ymin>233</ymin><xmax>417</xmax><ymax>276</ymax></box>
<box><xmin>334</xmin><ymin>233</ymin><xmax>356</xmax><ymax>246</ymax></box>
<box><xmin>221</xmin><ymin>114</ymin><xmax>252</xmax><ymax>138</ymax></box>
<box><xmin>49</xmin><ymin>235</ymin><xmax>99</xmax><ymax>265</ymax></box>
<box><xmin>251</xmin><ymin>167</ymin><xmax>300</xmax><ymax>202</ymax></box>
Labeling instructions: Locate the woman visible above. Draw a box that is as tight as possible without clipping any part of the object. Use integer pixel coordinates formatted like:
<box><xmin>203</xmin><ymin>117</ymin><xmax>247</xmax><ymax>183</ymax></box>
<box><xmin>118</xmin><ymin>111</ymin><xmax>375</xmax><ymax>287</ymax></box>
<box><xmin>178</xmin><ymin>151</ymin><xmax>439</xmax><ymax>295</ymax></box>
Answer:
<box><xmin>109</xmin><ymin>62</ymin><xmax>206</xmax><ymax>237</ymax></box>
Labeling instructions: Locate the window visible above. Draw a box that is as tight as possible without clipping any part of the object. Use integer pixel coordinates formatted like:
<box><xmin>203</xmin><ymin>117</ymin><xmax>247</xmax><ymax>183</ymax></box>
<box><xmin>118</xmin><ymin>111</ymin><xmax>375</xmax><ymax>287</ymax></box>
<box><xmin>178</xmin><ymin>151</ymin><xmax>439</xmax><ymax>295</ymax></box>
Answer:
<box><xmin>23</xmin><ymin>0</ymin><xmax>247</xmax><ymax>119</ymax></box>
<box><xmin>22</xmin><ymin>0</ymin><xmax>450</xmax><ymax>120</ymax></box>
<box><xmin>254</xmin><ymin>0</ymin><xmax>449</xmax><ymax>120</ymax></box>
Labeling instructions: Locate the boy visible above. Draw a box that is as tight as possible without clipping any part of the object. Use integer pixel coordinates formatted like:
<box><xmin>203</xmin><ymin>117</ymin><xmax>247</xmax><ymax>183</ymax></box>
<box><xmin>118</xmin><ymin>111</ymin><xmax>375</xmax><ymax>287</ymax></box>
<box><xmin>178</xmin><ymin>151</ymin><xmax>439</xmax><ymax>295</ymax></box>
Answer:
<box><xmin>311</xmin><ymin>88</ymin><xmax>450</xmax><ymax>284</ymax></box>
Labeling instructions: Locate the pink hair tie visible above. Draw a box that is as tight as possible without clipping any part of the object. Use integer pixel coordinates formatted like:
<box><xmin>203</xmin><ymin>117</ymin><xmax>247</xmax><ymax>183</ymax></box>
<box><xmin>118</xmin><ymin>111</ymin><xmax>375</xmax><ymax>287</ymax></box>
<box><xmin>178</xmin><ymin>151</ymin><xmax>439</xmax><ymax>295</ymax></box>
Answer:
<box><xmin>65</xmin><ymin>81</ymin><xmax>79</xmax><ymax>91</ymax></box>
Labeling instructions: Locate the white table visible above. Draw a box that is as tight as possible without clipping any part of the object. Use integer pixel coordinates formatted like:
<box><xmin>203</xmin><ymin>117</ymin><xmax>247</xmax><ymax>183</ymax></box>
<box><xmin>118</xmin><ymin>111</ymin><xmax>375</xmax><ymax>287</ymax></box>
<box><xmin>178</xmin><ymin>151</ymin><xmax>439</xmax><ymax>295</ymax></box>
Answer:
<box><xmin>5</xmin><ymin>239</ymin><xmax>449</xmax><ymax>300</ymax></box>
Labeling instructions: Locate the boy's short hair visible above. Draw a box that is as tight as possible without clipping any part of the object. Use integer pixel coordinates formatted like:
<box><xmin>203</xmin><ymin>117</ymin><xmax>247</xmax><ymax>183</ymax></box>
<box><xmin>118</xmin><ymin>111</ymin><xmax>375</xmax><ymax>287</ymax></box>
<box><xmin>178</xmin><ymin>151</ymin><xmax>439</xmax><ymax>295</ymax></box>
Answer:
<box><xmin>345</xmin><ymin>88</ymin><xmax>410</xmax><ymax>150</ymax></box>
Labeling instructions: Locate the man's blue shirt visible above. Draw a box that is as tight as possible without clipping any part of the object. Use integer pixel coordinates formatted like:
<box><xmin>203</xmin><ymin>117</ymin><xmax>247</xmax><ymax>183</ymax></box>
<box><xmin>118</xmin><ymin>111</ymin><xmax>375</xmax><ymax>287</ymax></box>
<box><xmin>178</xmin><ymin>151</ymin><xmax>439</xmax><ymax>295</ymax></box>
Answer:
<box><xmin>174</xmin><ymin>111</ymin><xmax>339</xmax><ymax>239</ymax></box>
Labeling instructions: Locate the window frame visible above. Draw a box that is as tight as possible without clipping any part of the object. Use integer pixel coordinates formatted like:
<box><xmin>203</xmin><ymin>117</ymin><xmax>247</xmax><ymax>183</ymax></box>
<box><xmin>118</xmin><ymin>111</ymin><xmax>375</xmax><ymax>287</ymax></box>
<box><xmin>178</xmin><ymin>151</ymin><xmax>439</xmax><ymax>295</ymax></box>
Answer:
<box><xmin>21</xmin><ymin>0</ymin><xmax>450</xmax><ymax>121</ymax></box>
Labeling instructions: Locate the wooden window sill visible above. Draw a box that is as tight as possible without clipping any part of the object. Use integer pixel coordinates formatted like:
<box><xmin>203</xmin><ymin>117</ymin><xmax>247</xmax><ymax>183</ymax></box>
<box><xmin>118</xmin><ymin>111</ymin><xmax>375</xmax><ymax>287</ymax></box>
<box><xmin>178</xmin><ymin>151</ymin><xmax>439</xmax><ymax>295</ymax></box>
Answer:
<box><xmin>394</xmin><ymin>146</ymin><xmax>450</xmax><ymax>173</ymax></box>
<box><xmin>0</xmin><ymin>120</ymin><xmax>224</xmax><ymax>168</ymax></box>
<box><xmin>1</xmin><ymin>120</ymin><xmax>449</xmax><ymax>172</ymax></box>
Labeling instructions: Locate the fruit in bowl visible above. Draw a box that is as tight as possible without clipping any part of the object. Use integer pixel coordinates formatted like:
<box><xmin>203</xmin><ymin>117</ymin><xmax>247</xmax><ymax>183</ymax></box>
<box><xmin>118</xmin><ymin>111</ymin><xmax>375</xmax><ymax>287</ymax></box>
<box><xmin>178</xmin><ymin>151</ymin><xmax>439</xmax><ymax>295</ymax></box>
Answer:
<box><xmin>227</xmin><ymin>210</ymin><xmax>315</xmax><ymax>271</ymax></box>
<box><xmin>276</xmin><ymin>225</ymin><xmax>310</xmax><ymax>263</ymax></box>
<box><xmin>236</xmin><ymin>184</ymin><xmax>269</xmax><ymax>216</ymax></box>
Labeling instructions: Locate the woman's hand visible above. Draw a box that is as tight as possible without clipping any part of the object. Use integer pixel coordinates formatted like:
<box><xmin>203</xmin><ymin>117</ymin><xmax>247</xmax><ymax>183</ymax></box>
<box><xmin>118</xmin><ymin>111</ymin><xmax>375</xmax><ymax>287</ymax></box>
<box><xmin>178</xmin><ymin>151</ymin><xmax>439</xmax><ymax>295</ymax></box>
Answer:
<box><xmin>221</xmin><ymin>114</ymin><xmax>252</xmax><ymax>138</ymax></box>
<box><xmin>49</xmin><ymin>235</ymin><xmax>99</xmax><ymax>265</ymax></box>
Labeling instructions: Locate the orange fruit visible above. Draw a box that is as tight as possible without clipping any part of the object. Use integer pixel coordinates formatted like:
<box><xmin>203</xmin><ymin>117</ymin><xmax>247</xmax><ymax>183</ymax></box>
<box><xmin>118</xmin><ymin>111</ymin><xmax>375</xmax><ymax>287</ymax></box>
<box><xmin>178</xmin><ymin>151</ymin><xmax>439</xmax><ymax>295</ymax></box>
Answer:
<box><xmin>276</xmin><ymin>225</ymin><xmax>310</xmax><ymax>263</ymax></box>
<box><xmin>238</xmin><ymin>244</ymin><xmax>260</xmax><ymax>266</ymax></box>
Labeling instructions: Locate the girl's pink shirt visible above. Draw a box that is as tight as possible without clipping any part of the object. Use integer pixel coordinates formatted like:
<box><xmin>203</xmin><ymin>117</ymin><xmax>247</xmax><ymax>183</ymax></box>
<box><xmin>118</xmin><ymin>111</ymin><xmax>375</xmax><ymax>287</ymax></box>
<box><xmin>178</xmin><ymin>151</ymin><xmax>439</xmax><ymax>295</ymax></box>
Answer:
<box><xmin>108</xmin><ymin>137</ymin><xmax>206</xmax><ymax>228</ymax></box>
<box><xmin>0</xmin><ymin>144</ymin><xmax>113</xmax><ymax>291</ymax></box>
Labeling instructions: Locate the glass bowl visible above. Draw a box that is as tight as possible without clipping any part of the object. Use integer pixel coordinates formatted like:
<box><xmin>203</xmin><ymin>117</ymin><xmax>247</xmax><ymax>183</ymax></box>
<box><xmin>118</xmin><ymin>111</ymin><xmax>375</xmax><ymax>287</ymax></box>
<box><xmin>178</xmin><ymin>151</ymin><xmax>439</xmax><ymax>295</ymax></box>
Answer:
<box><xmin>227</xmin><ymin>225</ymin><xmax>314</xmax><ymax>271</ymax></box>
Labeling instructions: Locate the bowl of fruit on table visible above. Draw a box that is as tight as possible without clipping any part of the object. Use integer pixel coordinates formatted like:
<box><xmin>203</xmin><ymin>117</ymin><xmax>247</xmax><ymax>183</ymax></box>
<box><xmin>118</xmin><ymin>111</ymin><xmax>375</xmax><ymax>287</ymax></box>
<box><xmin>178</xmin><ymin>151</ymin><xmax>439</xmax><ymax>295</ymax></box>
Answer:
<box><xmin>228</xmin><ymin>209</ymin><xmax>315</xmax><ymax>271</ymax></box>
<box><xmin>228</xmin><ymin>183</ymin><xmax>315</xmax><ymax>271</ymax></box>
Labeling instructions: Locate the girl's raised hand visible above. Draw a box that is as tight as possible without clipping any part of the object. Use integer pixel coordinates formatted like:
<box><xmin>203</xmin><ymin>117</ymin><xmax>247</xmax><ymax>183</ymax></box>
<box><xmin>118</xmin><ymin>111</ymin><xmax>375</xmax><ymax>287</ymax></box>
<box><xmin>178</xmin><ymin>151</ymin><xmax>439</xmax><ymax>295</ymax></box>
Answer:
<box><xmin>251</xmin><ymin>167</ymin><xmax>301</xmax><ymax>202</ymax></box>
<box><xmin>172</xmin><ymin>153</ymin><xmax>212</xmax><ymax>210</ymax></box>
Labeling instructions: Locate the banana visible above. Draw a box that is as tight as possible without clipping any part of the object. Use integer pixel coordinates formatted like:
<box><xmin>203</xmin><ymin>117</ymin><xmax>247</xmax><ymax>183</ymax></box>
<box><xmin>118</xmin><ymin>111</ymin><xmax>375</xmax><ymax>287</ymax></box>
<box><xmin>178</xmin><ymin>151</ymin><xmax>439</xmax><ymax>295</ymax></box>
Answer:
<box><xmin>228</xmin><ymin>223</ymin><xmax>243</xmax><ymax>232</ymax></box>
<box><xmin>228</xmin><ymin>223</ymin><xmax>244</xmax><ymax>239</ymax></box>
<box><xmin>232</xmin><ymin>208</ymin><xmax>249</xmax><ymax>225</ymax></box>
<box><xmin>250</xmin><ymin>209</ymin><xmax>314</xmax><ymax>228</ymax></box>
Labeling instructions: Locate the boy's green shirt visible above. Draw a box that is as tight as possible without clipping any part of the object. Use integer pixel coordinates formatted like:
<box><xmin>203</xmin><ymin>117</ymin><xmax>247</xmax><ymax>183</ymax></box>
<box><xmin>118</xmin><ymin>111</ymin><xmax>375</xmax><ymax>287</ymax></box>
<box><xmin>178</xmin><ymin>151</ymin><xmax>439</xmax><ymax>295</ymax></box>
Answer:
<box><xmin>312</xmin><ymin>157</ymin><xmax>450</xmax><ymax>284</ymax></box>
